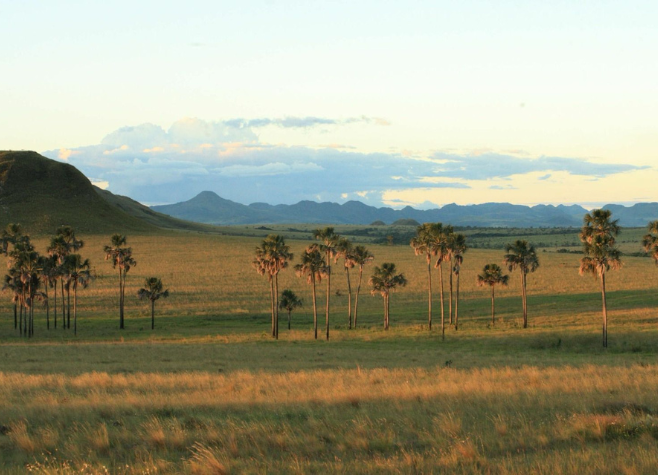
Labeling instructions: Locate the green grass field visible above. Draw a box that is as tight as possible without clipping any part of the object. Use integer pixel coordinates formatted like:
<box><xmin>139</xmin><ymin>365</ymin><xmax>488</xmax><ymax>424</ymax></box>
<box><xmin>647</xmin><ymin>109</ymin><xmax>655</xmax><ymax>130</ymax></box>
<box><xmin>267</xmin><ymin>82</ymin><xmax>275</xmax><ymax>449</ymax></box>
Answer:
<box><xmin>1</xmin><ymin>230</ymin><xmax>657</xmax><ymax>473</ymax></box>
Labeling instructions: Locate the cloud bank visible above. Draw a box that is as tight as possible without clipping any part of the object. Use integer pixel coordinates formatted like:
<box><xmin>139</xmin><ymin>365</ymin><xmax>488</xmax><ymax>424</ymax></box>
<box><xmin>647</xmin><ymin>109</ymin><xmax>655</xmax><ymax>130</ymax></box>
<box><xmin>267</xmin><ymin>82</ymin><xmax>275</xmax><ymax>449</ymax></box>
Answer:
<box><xmin>43</xmin><ymin>118</ymin><xmax>646</xmax><ymax>207</ymax></box>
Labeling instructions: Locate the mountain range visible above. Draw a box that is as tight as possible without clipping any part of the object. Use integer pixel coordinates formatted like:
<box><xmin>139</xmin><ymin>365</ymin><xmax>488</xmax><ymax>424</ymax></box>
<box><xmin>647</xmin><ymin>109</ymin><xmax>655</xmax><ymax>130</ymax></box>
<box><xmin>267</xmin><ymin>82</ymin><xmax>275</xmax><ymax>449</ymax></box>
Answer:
<box><xmin>152</xmin><ymin>191</ymin><xmax>658</xmax><ymax>228</ymax></box>
<box><xmin>1</xmin><ymin>151</ymin><xmax>656</xmax><ymax>232</ymax></box>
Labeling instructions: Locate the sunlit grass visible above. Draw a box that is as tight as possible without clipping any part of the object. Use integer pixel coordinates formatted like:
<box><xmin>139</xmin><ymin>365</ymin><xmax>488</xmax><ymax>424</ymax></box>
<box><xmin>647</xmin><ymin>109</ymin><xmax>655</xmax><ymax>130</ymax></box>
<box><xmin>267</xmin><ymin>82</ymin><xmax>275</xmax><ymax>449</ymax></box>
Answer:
<box><xmin>0</xmin><ymin>231</ymin><xmax>657</xmax><ymax>473</ymax></box>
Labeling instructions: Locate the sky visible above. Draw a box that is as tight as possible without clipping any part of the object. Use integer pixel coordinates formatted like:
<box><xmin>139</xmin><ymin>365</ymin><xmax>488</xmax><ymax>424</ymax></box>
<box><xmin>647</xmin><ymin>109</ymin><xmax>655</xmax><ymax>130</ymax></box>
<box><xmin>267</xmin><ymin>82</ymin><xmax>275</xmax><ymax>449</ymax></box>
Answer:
<box><xmin>1</xmin><ymin>1</ymin><xmax>657</xmax><ymax>208</ymax></box>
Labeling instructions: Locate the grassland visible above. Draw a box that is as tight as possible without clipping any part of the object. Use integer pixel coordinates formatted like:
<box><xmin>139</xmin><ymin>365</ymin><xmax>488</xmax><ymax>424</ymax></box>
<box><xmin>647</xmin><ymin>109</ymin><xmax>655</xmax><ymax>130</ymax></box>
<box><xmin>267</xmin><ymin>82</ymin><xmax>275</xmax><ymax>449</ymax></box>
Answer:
<box><xmin>0</xmin><ymin>230</ymin><xmax>657</xmax><ymax>473</ymax></box>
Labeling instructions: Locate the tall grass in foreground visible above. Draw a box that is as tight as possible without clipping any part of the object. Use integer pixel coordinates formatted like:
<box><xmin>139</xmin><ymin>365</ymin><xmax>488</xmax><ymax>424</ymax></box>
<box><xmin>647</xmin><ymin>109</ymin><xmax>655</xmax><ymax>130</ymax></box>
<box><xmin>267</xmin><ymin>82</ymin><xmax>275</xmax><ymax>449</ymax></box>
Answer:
<box><xmin>1</xmin><ymin>364</ymin><xmax>658</xmax><ymax>473</ymax></box>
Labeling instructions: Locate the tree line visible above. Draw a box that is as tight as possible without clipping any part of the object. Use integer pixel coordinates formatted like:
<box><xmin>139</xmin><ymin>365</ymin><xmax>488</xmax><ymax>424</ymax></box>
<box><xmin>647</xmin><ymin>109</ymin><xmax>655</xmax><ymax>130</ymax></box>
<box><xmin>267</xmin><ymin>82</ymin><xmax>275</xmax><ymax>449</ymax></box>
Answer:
<box><xmin>255</xmin><ymin>210</ymin><xmax>658</xmax><ymax>347</ymax></box>
<box><xmin>1</xmin><ymin>226</ymin><xmax>169</xmax><ymax>337</ymax></box>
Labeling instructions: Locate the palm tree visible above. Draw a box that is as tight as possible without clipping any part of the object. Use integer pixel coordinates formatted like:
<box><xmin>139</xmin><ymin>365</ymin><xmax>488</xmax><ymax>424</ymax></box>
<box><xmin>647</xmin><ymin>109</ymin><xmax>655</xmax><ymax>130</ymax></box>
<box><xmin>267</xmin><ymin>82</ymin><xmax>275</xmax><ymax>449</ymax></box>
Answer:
<box><xmin>39</xmin><ymin>254</ymin><xmax>61</xmax><ymax>330</ymax></box>
<box><xmin>351</xmin><ymin>245</ymin><xmax>374</xmax><ymax>328</ymax></box>
<box><xmin>503</xmin><ymin>240</ymin><xmax>539</xmax><ymax>329</ymax></box>
<box><xmin>8</xmin><ymin>236</ymin><xmax>43</xmax><ymax>337</ymax></box>
<box><xmin>477</xmin><ymin>264</ymin><xmax>509</xmax><ymax>326</ymax></box>
<box><xmin>104</xmin><ymin>234</ymin><xmax>136</xmax><ymax>330</ymax></box>
<box><xmin>432</xmin><ymin>224</ymin><xmax>451</xmax><ymax>340</ymax></box>
<box><xmin>278</xmin><ymin>289</ymin><xmax>302</xmax><ymax>330</ymax></box>
<box><xmin>48</xmin><ymin>234</ymin><xmax>69</xmax><ymax>329</ymax></box>
<box><xmin>642</xmin><ymin>221</ymin><xmax>658</xmax><ymax>264</ymax></box>
<box><xmin>295</xmin><ymin>245</ymin><xmax>326</xmax><ymax>340</ymax></box>
<box><xmin>314</xmin><ymin>227</ymin><xmax>339</xmax><ymax>340</ymax></box>
<box><xmin>335</xmin><ymin>237</ymin><xmax>355</xmax><ymax>329</ymax></box>
<box><xmin>49</xmin><ymin>227</ymin><xmax>83</xmax><ymax>329</ymax></box>
<box><xmin>64</xmin><ymin>254</ymin><xmax>93</xmax><ymax>336</ymax></box>
<box><xmin>2</xmin><ymin>270</ymin><xmax>21</xmax><ymax>330</ymax></box>
<box><xmin>369</xmin><ymin>263</ymin><xmax>408</xmax><ymax>330</ymax></box>
<box><xmin>138</xmin><ymin>277</ymin><xmax>169</xmax><ymax>330</ymax></box>
<box><xmin>451</xmin><ymin>233</ymin><xmax>467</xmax><ymax>331</ymax></box>
<box><xmin>253</xmin><ymin>235</ymin><xmax>293</xmax><ymax>339</ymax></box>
<box><xmin>579</xmin><ymin>209</ymin><xmax>621</xmax><ymax>348</ymax></box>
<box><xmin>444</xmin><ymin>228</ymin><xmax>459</xmax><ymax>326</ymax></box>
<box><xmin>1</xmin><ymin>223</ymin><xmax>23</xmax><ymax>255</ymax></box>
<box><xmin>410</xmin><ymin>223</ymin><xmax>443</xmax><ymax>331</ymax></box>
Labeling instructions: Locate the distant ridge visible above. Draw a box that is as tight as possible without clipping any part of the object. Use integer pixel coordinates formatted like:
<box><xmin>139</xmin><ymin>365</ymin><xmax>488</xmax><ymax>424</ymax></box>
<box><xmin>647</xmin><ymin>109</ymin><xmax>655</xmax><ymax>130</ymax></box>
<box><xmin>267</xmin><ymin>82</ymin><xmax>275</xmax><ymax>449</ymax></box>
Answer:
<box><xmin>153</xmin><ymin>191</ymin><xmax>658</xmax><ymax>227</ymax></box>
<box><xmin>149</xmin><ymin>191</ymin><xmax>585</xmax><ymax>227</ymax></box>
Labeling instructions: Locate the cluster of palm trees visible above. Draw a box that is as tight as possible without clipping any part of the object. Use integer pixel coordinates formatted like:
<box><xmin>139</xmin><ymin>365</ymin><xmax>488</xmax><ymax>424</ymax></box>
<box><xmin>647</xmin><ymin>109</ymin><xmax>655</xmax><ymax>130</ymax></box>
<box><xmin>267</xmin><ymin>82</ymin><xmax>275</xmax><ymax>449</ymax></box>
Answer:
<box><xmin>409</xmin><ymin>223</ymin><xmax>468</xmax><ymax>339</ymax></box>
<box><xmin>254</xmin><ymin>227</ymin><xmax>379</xmax><ymax>340</ymax></box>
<box><xmin>410</xmin><ymin>209</ymin><xmax>654</xmax><ymax>348</ymax></box>
<box><xmin>1</xmin><ymin>224</ymin><xmax>92</xmax><ymax>337</ymax></box>
<box><xmin>1</xmin><ymin>225</ymin><xmax>171</xmax><ymax>336</ymax></box>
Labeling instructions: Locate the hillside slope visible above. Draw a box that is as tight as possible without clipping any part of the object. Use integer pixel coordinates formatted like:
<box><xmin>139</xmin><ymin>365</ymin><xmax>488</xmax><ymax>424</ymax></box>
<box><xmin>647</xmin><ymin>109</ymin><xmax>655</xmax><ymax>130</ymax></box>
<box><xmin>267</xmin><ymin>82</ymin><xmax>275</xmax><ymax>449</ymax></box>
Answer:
<box><xmin>0</xmin><ymin>151</ymin><xmax>158</xmax><ymax>235</ymax></box>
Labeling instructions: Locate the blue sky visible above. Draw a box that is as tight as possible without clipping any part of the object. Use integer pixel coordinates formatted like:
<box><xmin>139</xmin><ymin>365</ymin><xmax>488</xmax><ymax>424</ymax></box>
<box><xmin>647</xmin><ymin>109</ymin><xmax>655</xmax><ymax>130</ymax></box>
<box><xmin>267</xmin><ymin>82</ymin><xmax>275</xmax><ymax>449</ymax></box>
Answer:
<box><xmin>2</xmin><ymin>1</ymin><xmax>657</xmax><ymax>207</ymax></box>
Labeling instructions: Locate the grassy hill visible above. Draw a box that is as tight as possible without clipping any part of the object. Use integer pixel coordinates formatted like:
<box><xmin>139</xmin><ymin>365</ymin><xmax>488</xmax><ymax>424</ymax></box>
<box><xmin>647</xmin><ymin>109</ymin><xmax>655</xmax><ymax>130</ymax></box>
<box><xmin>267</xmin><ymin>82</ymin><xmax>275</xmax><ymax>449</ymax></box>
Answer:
<box><xmin>0</xmin><ymin>151</ymin><xmax>219</xmax><ymax>236</ymax></box>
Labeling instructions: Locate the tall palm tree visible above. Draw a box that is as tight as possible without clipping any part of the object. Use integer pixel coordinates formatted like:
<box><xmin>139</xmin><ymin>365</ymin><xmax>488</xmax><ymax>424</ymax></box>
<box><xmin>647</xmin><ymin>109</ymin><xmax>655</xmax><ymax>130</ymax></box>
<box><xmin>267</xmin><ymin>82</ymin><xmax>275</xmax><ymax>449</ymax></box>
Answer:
<box><xmin>444</xmin><ymin>228</ymin><xmax>460</xmax><ymax>326</ymax></box>
<box><xmin>138</xmin><ymin>277</ymin><xmax>169</xmax><ymax>330</ymax></box>
<box><xmin>477</xmin><ymin>264</ymin><xmax>509</xmax><ymax>326</ymax></box>
<box><xmin>314</xmin><ymin>227</ymin><xmax>339</xmax><ymax>340</ymax></box>
<box><xmin>39</xmin><ymin>255</ymin><xmax>58</xmax><ymax>330</ymax></box>
<box><xmin>579</xmin><ymin>209</ymin><xmax>621</xmax><ymax>348</ymax></box>
<box><xmin>432</xmin><ymin>224</ymin><xmax>451</xmax><ymax>340</ymax></box>
<box><xmin>2</xmin><ymin>270</ymin><xmax>21</xmax><ymax>330</ymax></box>
<box><xmin>642</xmin><ymin>220</ymin><xmax>658</xmax><ymax>264</ymax></box>
<box><xmin>295</xmin><ymin>245</ymin><xmax>326</xmax><ymax>340</ymax></box>
<box><xmin>451</xmin><ymin>233</ymin><xmax>467</xmax><ymax>331</ymax></box>
<box><xmin>64</xmin><ymin>254</ymin><xmax>93</xmax><ymax>336</ymax></box>
<box><xmin>253</xmin><ymin>235</ymin><xmax>293</xmax><ymax>339</ymax></box>
<box><xmin>278</xmin><ymin>289</ymin><xmax>302</xmax><ymax>330</ymax></box>
<box><xmin>410</xmin><ymin>222</ymin><xmax>443</xmax><ymax>331</ymax></box>
<box><xmin>104</xmin><ymin>234</ymin><xmax>136</xmax><ymax>330</ymax></box>
<box><xmin>335</xmin><ymin>237</ymin><xmax>355</xmax><ymax>329</ymax></box>
<box><xmin>503</xmin><ymin>240</ymin><xmax>539</xmax><ymax>329</ymax></box>
<box><xmin>48</xmin><ymin>234</ymin><xmax>70</xmax><ymax>329</ymax></box>
<box><xmin>49</xmin><ymin>227</ymin><xmax>83</xmax><ymax>329</ymax></box>
<box><xmin>369</xmin><ymin>263</ymin><xmax>408</xmax><ymax>330</ymax></box>
<box><xmin>1</xmin><ymin>223</ymin><xmax>24</xmax><ymax>329</ymax></box>
<box><xmin>351</xmin><ymin>245</ymin><xmax>374</xmax><ymax>328</ymax></box>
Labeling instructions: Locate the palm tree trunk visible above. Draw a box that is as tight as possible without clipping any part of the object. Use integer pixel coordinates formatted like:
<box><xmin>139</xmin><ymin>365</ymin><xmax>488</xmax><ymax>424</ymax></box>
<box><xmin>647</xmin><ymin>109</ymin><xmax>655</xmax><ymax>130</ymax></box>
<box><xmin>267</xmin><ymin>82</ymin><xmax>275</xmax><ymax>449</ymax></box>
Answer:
<box><xmin>288</xmin><ymin>309</ymin><xmax>291</xmax><ymax>330</ymax></box>
<box><xmin>383</xmin><ymin>294</ymin><xmax>388</xmax><ymax>330</ymax></box>
<box><xmin>387</xmin><ymin>294</ymin><xmax>390</xmax><ymax>330</ymax></box>
<box><xmin>45</xmin><ymin>283</ymin><xmax>50</xmax><ymax>330</ymax></box>
<box><xmin>354</xmin><ymin>267</ymin><xmax>363</xmax><ymax>328</ymax></box>
<box><xmin>73</xmin><ymin>280</ymin><xmax>77</xmax><ymax>336</ymax></box>
<box><xmin>269</xmin><ymin>278</ymin><xmax>275</xmax><ymax>338</ymax></box>
<box><xmin>274</xmin><ymin>273</ymin><xmax>280</xmax><ymax>340</ymax></box>
<box><xmin>491</xmin><ymin>286</ymin><xmax>496</xmax><ymax>326</ymax></box>
<box><xmin>151</xmin><ymin>299</ymin><xmax>155</xmax><ymax>330</ymax></box>
<box><xmin>312</xmin><ymin>277</ymin><xmax>318</xmax><ymax>340</ymax></box>
<box><xmin>53</xmin><ymin>280</ymin><xmax>57</xmax><ymax>329</ymax></box>
<box><xmin>66</xmin><ymin>284</ymin><xmax>71</xmax><ymax>329</ymax></box>
<box><xmin>521</xmin><ymin>272</ymin><xmax>528</xmax><ymax>328</ymax></box>
<box><xmin>439</xmin><ymin>262</ymin><xmax>445</xmax><ymax>341</ymax></box>
<box><xmin>345</xmin><ymin>265</ymin><xmax>353</xmax><ymax>329</ymax></box>
<box><xmin>427</xmin><ymin>259</ymin><xmax>432</xmax><ymax>331</ymax></box>
<box><xmin>13</xmin><ymin>303</ymin><xmax>17</xmax><ymax>330</ymax></box>
<box><xmin>601</xmin><ymin>271</ymin><xmax>608</xmax><ymax>348</ymax></box>
<box><xmin>119</xmin><ymin>268</ymin><xmax>124</xmax><ymax>330</ymax></box>
<box><xmin>326</xmin><ymin>259</ymin><xmax>331</xmax><ymax>341</ymax></box>
<box><xmin>61</xmin><ymin>282</ymin><xmax>65</xmax><ymax>330</ymax></box>
<box><xmin>449</xmin><ymin>257</ymin><xmax>454</xmax><ymax>325</ymax></box>
<box><xmin>455</xmin><ymin>269</ymin><xmax>460</xmax><ymax>331</ymax></box>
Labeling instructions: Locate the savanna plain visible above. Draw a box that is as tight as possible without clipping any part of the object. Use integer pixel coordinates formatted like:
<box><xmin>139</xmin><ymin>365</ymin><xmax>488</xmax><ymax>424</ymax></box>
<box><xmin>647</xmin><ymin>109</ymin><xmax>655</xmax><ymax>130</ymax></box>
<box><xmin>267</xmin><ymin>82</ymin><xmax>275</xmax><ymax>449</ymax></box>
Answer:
<box><xmin>1</xmin><ymin>228</ymin><xmax>658</xmax><ymax>474</ymax></box>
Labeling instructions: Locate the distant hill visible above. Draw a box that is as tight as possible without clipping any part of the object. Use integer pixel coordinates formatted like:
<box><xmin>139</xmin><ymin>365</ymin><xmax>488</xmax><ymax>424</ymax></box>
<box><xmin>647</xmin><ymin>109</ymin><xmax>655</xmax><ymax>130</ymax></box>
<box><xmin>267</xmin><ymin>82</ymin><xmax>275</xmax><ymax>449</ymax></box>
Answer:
<box><xmin>0</xmin><ymin>151</ymin><xmax>216</xmax><ymax>235</ymax></box>
<box><xmin>0</xmin><ymin>151</ymin><xmax>159</xmax><ymax>235</ymax></box>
